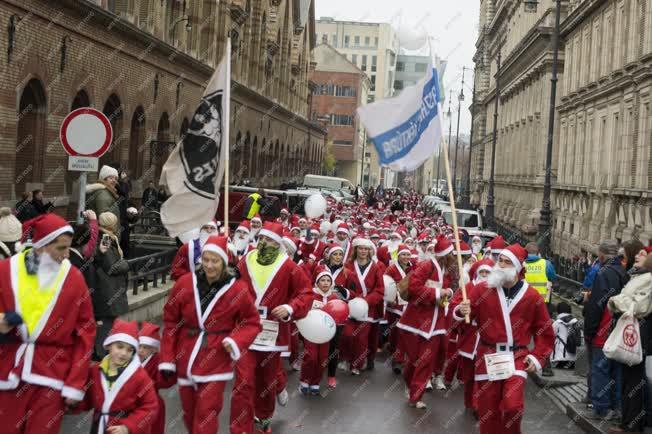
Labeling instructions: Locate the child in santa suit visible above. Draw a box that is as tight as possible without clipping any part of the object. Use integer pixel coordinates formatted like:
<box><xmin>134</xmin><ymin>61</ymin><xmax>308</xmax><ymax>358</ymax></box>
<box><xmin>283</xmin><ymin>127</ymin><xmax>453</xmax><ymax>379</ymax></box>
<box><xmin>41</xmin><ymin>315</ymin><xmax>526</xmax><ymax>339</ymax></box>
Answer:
<box><xmin>137</xmin><ymin>322</ymin><xmax>176</xmax><ymax>434</ymax></box>
<box><xmin>159</xmin><ymin>235</ymin><xmax>262</xmax><ymax>434</ymax></box>
<box><xmin>455</xmin><ymin>244</ymin><xmax>554</xmax><ymax>434</ymax></box>
<box><xmin>448</xmin><ymin>258</ymin><xmax>494</xmax><ymax>413</ymax></box>
<box><xmin>383</xmin><ymin>244</ymin><xmax>414</xmax><ymax>374</ymax></box>
<box><xmin>299</xmin><ymin>266</ymin><xmax>340</xmax><ymax>395</ymax></box>
<box><xmin>76</xmin><ymin>320</ymin><xmax>159</xmax><ymax>434</ymax></box>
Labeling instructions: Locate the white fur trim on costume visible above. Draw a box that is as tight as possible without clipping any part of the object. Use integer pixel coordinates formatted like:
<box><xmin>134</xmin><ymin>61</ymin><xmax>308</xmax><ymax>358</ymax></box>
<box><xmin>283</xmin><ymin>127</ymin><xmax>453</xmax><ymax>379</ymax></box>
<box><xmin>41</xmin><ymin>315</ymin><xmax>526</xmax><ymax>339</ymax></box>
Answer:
<box><xmin>103</xmin><ymin>333</ymin><xmax>138</xmax><ymax>350</ymax></box>
<box><xmin>32</xmin><ymin>225</ymin><xmax>74</xmax><ymax>249</ymax></box>
<box><xmin>452</xmin><ymin>305</ymin><xmax>466</xmax><ymax>322</ymax></box>
<box><xmin>500</xmin><ymin>249</ymin><xmax>523</xmax><ymax>272</ymax></box>
<box><xmin>315</xmin><ymin>271</ymin><xmax>333</xmax><ymax>284</ymax></box>
<box><xmin>158</xmin><ymin>363</ymin><xmax>176</xmax><ymax>372</ymax></box>
<box><xmin>138</xmin><ymin>336</ymin><xmax>160</xmax><ymax>349</ymax></box>
<box><xmin>201</xmin><ymin>244</ymin><xmax>229</xmax><ymax>264</ymax></box>
<box><xmin>525</xmin><ymin>354</ymin><xmax>542</xmax><ymax>372</ymax></box>
<box><xmin>258</xmin><ymin>228</ymin><xmax>283</xmax><ymax>245</ymax></box>
<box><xmin>61</xmin><ymin>385</ymin><xmax>85</xmax><ymax>401</ymax></box>
<box><xmin>222</xmin><ymin>337</ymin><xmax>241</xmax><ymax>361</ymax></box>
<box><xmin>435</xmin><ymin>245</ymin><xmax>454</xmax><ymax>257</ymax></box>
<box><xmin>477</xmin><ymin>264</ymin><xmax>493</xmax><ymax>273</ymax></box>
<box><xmin>398</xmin><ymin>247</ymin><xmax>412</xmax><ymax>256</ymax></box>
<box><xmin>352</xmin><ymin>238</ymin><xmax>374</xmax><ymax>249</ymax></box>
<box><xmin>280</xmin><ymin>304</ymin><xmax>294</xmax><ymax>322</ymax></box>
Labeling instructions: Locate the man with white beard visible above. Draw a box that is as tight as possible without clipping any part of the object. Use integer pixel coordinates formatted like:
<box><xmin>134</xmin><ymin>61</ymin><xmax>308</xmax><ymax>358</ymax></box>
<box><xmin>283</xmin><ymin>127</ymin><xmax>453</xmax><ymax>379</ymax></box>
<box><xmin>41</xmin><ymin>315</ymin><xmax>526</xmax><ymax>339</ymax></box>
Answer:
<box><xmin>376</xmin><ymin>231</ymin><xmax>402</xmax><ymax>267</ymax></box>
<box><xmin>334</xmin><ymin>222</ymin><xmax>352</xmax><ymax>261</ymax></box>
<box><xmin>471</xmin><ymin>236</ymin><xmax>484</xmax><ymax>258</ymax></box>
<box><xmin>415</xmin><ymin>234</ymin><xmax>431</xmax><ymax>262</ymax></box>
<box><xmin>170</xmin><ymin>219</ymin><xmax>219</xmax><ymax>280</ymax></box>
<box><xmin>232</xmin><ymin>220</ymin><xmax>252</xmax><ymax>260</ymax></box>
<box><xmin>455</xmin><ymin>244</ymin><xmax>554</xmax><ymax>434</ymax></box>
<box><xmin>249</xmin><ymin>214</ymin><xmax>263</xmax><ymax>246</ymax></box>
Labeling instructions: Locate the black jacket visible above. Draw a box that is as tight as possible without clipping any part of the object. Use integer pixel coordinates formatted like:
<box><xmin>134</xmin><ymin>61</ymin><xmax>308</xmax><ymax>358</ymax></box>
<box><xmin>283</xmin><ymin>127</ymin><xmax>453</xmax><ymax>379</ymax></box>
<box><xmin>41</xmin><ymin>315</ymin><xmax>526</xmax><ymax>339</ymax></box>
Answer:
<box><xmin>142</xmin><ymin>187</ymin><xmax>158</xmax><ymax>208</ymax></box>
<box><xmin>93</xmin><ymin>236</ymin><xmax>130</xmax><ymax>318</ymax></box>
<box><xmin>15</xmin><ymin>200</ymin><xmax>38</xmax><ymax>222</ymax></box>
<box><xmin>584</xmin><ymin>257</ymin><xmax>627</xmax><ymax>339</ymax></box>
<box><xmin>31</xmin><ymin>199</ymin><xmax>52</xmax><ymax>215</ymax></box>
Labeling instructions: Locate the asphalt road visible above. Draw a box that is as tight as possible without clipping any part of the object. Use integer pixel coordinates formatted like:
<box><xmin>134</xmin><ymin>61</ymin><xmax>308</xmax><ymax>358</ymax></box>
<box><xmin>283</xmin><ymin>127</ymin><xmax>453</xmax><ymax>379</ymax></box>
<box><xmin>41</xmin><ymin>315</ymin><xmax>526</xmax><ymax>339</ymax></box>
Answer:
<box><xmin>61</xmin><ymin>353</ymin><xmax>583</xmax><ymax>434</ymax></box>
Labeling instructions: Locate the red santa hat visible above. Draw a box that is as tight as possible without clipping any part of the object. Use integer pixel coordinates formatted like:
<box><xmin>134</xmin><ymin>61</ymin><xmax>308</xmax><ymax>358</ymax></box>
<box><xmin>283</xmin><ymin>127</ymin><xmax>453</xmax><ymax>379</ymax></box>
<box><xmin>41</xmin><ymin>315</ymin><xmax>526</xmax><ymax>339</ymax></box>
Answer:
<box><xmin>487</xmin><ymin>235</ymin><xmax>507</xmax><ymax>254</ymax></box>
<box><xmin>282</xmin><ymin>234</ymin><xmax>299</xmax><ymax>255</ymax></box>
<box><xmin>310</xmin><ymin>223</ymin><xmax>320</xmax><ymax>236</ymax></box>
<box><xmin>417</xmin><ymin>233</ymin><xmax>431</xmax><ymax>243</ymax></box>
<box><xmin>397</xmin><ymin>244</ymin><xmax>412</xmax><ymax>256</ymax></box>
<box><xmin>280</xmin><ymin>208</ymin><xmax>290</xmax><ymax>215</ymax></box>
<box><xmin>455</xmin><ymin>240</ymin><xmax>472</xmax><ymax>256</ymax></box>
<box><xmin>352</xmin><ymin>237</ymin><xmax>374</xmax><ymax>249</ymax></box>
<box><xmin>250</xmin><ymin>214</ymin><xmax>262</xmax><ymax>223</ymax></box>
<box><xmin>236</xmin><ymin>220</ymin><xmax>251</xmax><ymax>233</ymax></box>
<box><xmin>327</xmin><ymin>243</ymin><xmax>344</xmax><ymax>257</ymax></box>
<box><xmin>138</xmin><ymin>322</ymin><xmax>161</xmax><ymax>349</ymax></box>
<box><xmin>326</xmin><ymin>230</ymin><xmax>336</xmax><ymax>242</ymax></box>
<box><xmin>313</xmin><ymin>264</ymin><xmax>333</xmax><ymax>286</ymax></box>
<box><xmin>336</xmin><ymin>222</ymin><xmax>350</xmax><ymax>236</ymax></box>
<box><xmin>22</xmin><ymin>214</ymin><xmax>73</xmax><ymax>249</ymax></box>
<box><xmin>500</xmin><ymin>243</ymin><xmax>528</xmax><ymax>272</ymax></box>
<box><xmin>434</xmin><ymin>235</ymin><xmax>453</xmax><ymax>257</ymax></box>
<box><xmin>469</xmin><ymin>258</ymin><xmax>495</xmax><ymax>281</ymax></box>
<box><xmin>202</xmin><ymin>219</ymin><xmax>219</xmax><ymax>230</ymax></box>
<box><xmin>258</xmin><ymin>221</ymin><xmax>284</xmax><ymax>245</ymax></box>
<box><xmin>201</xmin><ymin>235</ymin><xmax>230</xmax><ymax>264</ymax></box>
<box><xmin>369</xmin><ymin>230</ymin><xmax>380</xmax><ymax>239</ymax></box>
<box><xmin>103</xmin><ymin>319</ymin><xmax>139</xmax><ymax>349</ymax></box>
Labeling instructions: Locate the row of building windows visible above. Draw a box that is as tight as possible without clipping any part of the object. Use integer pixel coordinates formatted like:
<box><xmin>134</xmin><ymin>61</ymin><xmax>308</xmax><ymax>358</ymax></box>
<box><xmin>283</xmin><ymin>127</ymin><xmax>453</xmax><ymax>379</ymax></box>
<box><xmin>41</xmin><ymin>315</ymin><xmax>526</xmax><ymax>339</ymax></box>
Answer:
<box><xmin>313</xmin><ymin>84</ymin><xmax>357</xmax><ymax>97</ymax></box>
<box><xmin>311</xmin><ymin>113</ymin><xmax>355</xmax><ymax>126</ymax></box>
<box><xmin>319</xmin><ymin>34</ymin><xmax>379</xmax><ymax>49</ymax></box>
<box><xmin>396</xmin><ymin>62</ymin><xmax>428</xmax><ymax>73</ymax></box>
<box><xmin>349</xmin><ymin>54</ymin><xmax>377</xmax><ymax>72</ymax></box>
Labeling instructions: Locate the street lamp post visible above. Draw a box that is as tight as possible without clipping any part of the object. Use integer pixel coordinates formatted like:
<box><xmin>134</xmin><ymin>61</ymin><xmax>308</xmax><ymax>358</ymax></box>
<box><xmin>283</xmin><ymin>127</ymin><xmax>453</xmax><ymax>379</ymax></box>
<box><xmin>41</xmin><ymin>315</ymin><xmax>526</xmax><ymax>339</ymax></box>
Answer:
<box><xmin>463</xmin><ymin>73</ymin><xmax>477</xmax><ymax>208</ymax></box>
<box><xmin>453</xmin><ymin>67</ymin><xmax>466</xmax><ymax>200</ymax></box>
<box><xmin>485</xmin><ymin>49</ymin><xmax>501</xmax><ymax>225</ymax></box>
<box><xmin>525</xmin><ymin>0</ymin><xmax>561</xmax><ymax>256</ymax></box>
<box><xmin>437</xmin><ymin>90</ymin><xmax>454</xmax><ymax>196</ymax></box>
<box><xmin>169</xmin><ymin>16</ymin><xmax>192</xmax><ymax>44</ymax></box>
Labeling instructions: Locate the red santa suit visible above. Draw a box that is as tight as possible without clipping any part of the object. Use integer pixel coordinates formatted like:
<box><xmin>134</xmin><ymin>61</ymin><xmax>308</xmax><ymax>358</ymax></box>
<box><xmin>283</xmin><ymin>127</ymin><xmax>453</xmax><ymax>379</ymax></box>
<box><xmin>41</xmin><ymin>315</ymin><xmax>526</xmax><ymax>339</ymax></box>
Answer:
<box><xmin>232</xmin><ymin>223</ymin><xmax>312</xmax><ymax>433</ymax></box>
<box><xmin>451</xmin><ymin>245</ymin><xmax>554</xmax><ymax>434</ymax></box>
<box><xmin>383</xmin><ymin>250</ymin><xmax>413</xmax><ymax>366</ymax></box>
<box><xmin>160</xmin><ymin>236</ymin><xmax>262</xmax><ymax>434</ymax></box>
<box><xmin>78</xmin><ymin>321</ymin><xmax>159</xmax><ymax>434</ymax></box>
<box><xmin>397</xmin><ymin>240</ymin><xmax>453</xmax><ymax>404</ymax></box>
<box><xmin>0</xmin><ymin>214</ymin><xmax>95</xmax><ymax>434</ymax></box>
<box><xmin>341</xmin><ymin>238</ymin><xmax>385</xmax><ymax>371</ymax></box>
<box><xmin>300</xmin><ymin>273</ymin><xmax>339</xmax><ymax>389</ymax></box>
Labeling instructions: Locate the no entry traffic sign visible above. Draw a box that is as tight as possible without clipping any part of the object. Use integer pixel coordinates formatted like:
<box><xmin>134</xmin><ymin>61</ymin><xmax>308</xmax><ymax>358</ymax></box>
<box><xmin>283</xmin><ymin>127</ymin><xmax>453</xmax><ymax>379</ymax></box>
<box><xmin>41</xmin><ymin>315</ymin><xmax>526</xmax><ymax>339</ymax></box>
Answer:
<box><xmin>60</xmin><ymin>108</ymin><xmax>112</xmax><ymax>157</ymax></box>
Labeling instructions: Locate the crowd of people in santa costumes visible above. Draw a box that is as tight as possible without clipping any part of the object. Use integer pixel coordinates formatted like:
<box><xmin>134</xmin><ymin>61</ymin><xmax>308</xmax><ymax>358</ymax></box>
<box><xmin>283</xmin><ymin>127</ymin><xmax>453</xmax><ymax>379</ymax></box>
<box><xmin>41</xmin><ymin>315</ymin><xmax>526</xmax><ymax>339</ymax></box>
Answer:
<box><xmin>0</xmin><ymin>188</ymin><xmax>558</xmax><ymax>434</ymax></box>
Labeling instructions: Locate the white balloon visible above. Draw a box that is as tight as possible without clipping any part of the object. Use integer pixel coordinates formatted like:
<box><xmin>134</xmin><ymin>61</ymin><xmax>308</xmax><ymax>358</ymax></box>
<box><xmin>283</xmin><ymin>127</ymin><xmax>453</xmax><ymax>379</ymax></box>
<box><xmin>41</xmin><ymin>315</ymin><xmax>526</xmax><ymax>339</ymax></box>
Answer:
<box><xmin>319</xmin><ymin>221</ymin><xmax>331</xmax><ymax>235</ymax></box>
<box><xmin>331</xmin><ymin>219</ymin><xmax>343</xmax><ymax>233</ymax></box>
<box><xmin>178</xmin><ymin>228</ymin><xmax>200</xmax><ymax>243</ymax></box>
<box><xmin>348</xmin><ymin>297</ymin><xmax>369</xmax><ymax>321</ymax></box>
<box><xmin>397</xmin><ymin>25</ymin><xmax>428</xmax><ymax>51</ymax></box>
<box><xmin>296</xmin><ymin>310</ymin><xmax>337</xmax><ymax>344</ymax></box>
<box><xmin>304</xmin><ymin>193</ymin><xmax>327</xmax><ymax>218</ymax></box>
<box><xmin>383</xmin><ymin>275</ymin><xmax>398</xmax><ymax>303</ymax></box>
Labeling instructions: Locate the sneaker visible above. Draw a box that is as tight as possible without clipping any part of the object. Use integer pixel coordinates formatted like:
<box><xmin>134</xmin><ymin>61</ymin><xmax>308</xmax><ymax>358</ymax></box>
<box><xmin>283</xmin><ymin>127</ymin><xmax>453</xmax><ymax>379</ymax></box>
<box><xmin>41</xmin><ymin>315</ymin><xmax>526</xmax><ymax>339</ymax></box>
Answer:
<box><xmin>392</xmin><ymin>362</ymin><xmax>402</xmax><ymax>375</ymax></box>
<box><xmin>337</xmin><ymin>361</ymin><xmax>349</xmax><ymax>372</ymax></box>
<box><xmin>257</xmin><ymin>418</ymin><xmax>272</xmax><ymax>434</ymax></box>
<box><xmin>366</xmin><ymin>359</ymin><xmax>375</xmax><ymax>371</ymax></box>
<box><xmin>434</xmin><ymin>375</ymin><xmax>446</xmax><ymax>390</ymax></box>
<box><xmin>327</xmin><ymin>377</ymin><xmax>337</xmax><ymax>388</ymax></box>
<box><xmin>299</xmin><ymin>384</ymin><xmax>309</xmax><ymax>396</ymax></box>
<box><xmin>291</xmin><ymin>360</ymin><xmax>301</xmax><ymax>371</ymax></box>
<box><xmin>276</xmin><ymin>388</ymin><xmax>289</xmax><ymax>407</ymax></box>
<box><xmin>351</xmin><ymin>368</ymin><xmax>360</xmax><ymax>376</ymax></box>
<box><xmin>425</xmin><ymin>379</ymin><xmax>433</xmax><ymax>391</ymax></box>
<box><xmin>310</xmin><ymin>386</ymin><xmax>320</xmax><ymax>396</ymax></box>
<box><xmin>409</xmin><ymin>400</ymin><xmax>427</xmax><ymax>409</ymax></box>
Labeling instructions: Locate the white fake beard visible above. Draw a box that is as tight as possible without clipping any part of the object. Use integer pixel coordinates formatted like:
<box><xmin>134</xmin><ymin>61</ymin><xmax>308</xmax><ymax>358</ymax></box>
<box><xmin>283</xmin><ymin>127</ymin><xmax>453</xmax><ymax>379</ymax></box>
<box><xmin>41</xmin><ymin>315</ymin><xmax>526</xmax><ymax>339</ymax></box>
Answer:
<box><xmin>199</xmin><ymin>231</ymin><xmax>211</xmax><ymax>247</ymax></box>
<box><xmin>487</xmin><ymin>265</ymin><xmax>517</xmax><ymax>289</ymax></box>
<box><xmin>463</xmin><ymin>262</ymin><xmax>472</xmax><ymax>274</ymax></box>
<box><xmin>234</xmin><ymin>237</ymin><xmax>249</xmax><ymax>253</ymax></box>
<box><xmin>473</xmin><ymin>275</ymin><xmax>489</xmax><ymax>285</ymax></box>
<box><xmin>472</xmin><ymin>243</ymin><xmax>482</xmax><ymax>254</ymax></box>
<box><xmin>37</xmin><ymin>252</ymin><xmax>62</xmax><ymax>288</ymax></box>
<box><xmin>250</xmin><ymin>228</ymin><xmax>261</xmax><ymax>240</ymax></box>
<box><xmin>387</xmin><ymin>240</ymin><xmax>400</xmax><ymax>251</ymax></box>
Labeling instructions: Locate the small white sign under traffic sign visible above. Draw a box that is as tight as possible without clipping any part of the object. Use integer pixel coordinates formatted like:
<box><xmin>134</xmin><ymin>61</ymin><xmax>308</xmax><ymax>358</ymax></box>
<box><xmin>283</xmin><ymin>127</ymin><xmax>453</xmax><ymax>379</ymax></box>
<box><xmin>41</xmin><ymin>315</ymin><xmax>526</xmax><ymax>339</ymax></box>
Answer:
<box><xmin>60</xmin><ymin>108</ymin><xmax>113</xmax><ymax>222</ymax></box>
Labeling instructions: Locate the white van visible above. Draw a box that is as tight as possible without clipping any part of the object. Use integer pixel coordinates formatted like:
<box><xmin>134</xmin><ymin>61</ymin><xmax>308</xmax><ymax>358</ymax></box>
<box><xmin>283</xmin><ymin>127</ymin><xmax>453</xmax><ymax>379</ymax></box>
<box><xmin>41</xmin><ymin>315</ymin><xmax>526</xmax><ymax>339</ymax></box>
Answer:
<box><xmin>303</xmin><ymin>174</ymin><xmax>354</xmax><ymax>192</ymax></box>
<box><xmin>438</xmin><ymin>205</ymin><xmax>497</xmax><ymax>241</ymax></box>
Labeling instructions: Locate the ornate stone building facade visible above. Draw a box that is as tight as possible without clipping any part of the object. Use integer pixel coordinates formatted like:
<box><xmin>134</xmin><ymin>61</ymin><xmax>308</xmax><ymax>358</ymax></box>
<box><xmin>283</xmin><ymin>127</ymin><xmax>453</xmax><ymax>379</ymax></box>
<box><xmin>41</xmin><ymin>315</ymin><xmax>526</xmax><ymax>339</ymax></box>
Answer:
<box><xmin>471</xmin><ymin>0</ymin><xmax>652</xmax><ymax>257</ymax></box>
<box><xmin>1</xmin><ymin>0</ymin><xmax>325</xmax><ymax>214</ymax></box>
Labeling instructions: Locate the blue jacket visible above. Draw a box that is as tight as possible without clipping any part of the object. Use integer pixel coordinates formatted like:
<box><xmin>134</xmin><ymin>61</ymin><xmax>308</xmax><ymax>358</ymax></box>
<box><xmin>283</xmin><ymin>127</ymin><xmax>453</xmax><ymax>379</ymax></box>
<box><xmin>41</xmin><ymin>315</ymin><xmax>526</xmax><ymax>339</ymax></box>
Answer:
<box><xmin>582</xmin><ymin>260</ymin><xmax>601</xmax><ymax>289</ymax></box>
<box><xmin>525</xmin><ymin>254</ymin><xmax>557</xmax><ymax>281</ymax></box>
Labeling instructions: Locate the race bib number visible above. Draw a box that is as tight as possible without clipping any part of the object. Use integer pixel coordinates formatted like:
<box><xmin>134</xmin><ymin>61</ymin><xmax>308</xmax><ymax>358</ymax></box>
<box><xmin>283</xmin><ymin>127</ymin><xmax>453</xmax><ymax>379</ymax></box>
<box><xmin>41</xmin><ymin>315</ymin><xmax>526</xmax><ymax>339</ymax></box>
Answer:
<box><xmin>484</xmin><ymin>352</ymin><xmax>515</xmax><ymax>381</ymax></box>
<box><xmin>312</xmin><ymin>300</ymin><xmax>325</xmax><ymax>310</ymax></box>
<box><xmin>253</xmin><ymin>320</ymin><xmax>279</xmax><ymax>347</ymax></box>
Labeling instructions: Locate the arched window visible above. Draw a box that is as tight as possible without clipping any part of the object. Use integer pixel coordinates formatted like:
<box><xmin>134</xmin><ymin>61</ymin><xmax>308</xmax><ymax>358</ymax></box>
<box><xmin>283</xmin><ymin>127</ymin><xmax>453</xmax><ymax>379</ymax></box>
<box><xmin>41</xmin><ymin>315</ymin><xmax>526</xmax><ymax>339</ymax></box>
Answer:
<box><xmin>151</xmin><ymin>112</ymin><xmax>170</xmax><ymax>182</ymax></box>
<box><xmin>243</xmin><ymin>132</ymin><xmax>251</xmax><ymax>178</ymax></box>
<box><xmin>251</xmin><ymin>136</ymin><xmax>258</xmax><ymax>180</ymax></box>
<box><xmin>232</xmin><ymin>131</ymin><xmax>242</xmax><ymax>181</ymax></box>
<box><xmin>129</xmin><ymin>106</ymin><xmax>146</xmax><ymax>181</ymax></box>
<box><xmin>101</xmin><ymin>94</ymin><xmax>123</xmax><ymax>168</ymax></box>
<box><xmin>15</xmin><ymin>78</ymin><xmax>47</xmax><ymax>197</ymax></box>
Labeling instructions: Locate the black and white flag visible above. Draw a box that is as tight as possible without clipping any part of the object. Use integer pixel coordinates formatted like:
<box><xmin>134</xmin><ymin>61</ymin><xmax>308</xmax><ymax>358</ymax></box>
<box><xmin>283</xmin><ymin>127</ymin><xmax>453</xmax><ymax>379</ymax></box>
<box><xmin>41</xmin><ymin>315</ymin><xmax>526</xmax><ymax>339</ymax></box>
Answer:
<box><xmin>159</xmin><ymin>48</ymin><xmax>230</xmax><ymax>238</ymax></box>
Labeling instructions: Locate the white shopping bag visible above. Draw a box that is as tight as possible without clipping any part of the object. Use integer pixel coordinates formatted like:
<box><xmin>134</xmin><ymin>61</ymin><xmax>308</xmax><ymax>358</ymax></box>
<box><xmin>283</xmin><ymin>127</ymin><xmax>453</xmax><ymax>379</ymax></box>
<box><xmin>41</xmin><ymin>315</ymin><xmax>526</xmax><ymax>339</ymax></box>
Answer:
<box><xmin>603</xmin><ymin>308</ymin><xmax>643</xmax><ymax>366</ymax></box>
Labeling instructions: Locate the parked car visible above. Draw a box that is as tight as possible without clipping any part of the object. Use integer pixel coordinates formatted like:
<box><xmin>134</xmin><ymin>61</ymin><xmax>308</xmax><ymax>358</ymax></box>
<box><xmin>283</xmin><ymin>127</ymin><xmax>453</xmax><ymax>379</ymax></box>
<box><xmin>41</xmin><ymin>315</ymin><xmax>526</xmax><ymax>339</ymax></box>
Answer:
<box><xmin>303</xmin><ymin>174</ymin><xmax>354</xmax><ymax>192</ymax></box>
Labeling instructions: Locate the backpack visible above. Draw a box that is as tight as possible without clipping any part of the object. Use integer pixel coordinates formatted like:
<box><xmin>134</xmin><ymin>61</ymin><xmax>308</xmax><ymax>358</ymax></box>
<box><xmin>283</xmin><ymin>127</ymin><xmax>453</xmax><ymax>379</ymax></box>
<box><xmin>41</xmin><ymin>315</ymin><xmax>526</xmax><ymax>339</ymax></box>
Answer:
<box><xmin>560</xmin><ymin>319</ymin><xmax>582</xmax><ymax>355</ymax></box>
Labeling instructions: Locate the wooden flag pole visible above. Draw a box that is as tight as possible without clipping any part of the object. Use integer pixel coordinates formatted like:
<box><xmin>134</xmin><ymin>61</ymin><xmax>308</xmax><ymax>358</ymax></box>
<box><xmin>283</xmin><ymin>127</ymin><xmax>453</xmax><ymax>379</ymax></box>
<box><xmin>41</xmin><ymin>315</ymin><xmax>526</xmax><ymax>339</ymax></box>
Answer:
<box><xmin>441</xmin><ymin>126</ymin><xmax>470</xmax><ymax>323</ymax></box>
<box><xmin>223</xmin><ymin>34</ymin><xmax>231</xmax><ymax>237</ymax></box>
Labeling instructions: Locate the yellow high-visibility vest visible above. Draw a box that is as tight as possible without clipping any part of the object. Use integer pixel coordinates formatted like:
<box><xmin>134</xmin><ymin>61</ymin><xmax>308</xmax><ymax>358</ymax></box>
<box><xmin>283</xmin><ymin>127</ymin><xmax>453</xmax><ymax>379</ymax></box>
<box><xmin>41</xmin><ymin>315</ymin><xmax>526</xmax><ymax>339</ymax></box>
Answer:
<box><xmin>525</xmin><ymin>258</ymin><xmax>550</xmax><ymax>302</ymax></box>
<box><xmin>246</xmin><ymin>193</ymin><xmax>262</xmax><ymax>219</ymax></box>
<box><xmin>17</xmin><ymin>251</ymin><xmax>70</xmax><ymax>335</ymax></box>
<box><xmin>246</xmin><ymin>250</ymin><xmax>285</xmax><ymax>295</ymax></box>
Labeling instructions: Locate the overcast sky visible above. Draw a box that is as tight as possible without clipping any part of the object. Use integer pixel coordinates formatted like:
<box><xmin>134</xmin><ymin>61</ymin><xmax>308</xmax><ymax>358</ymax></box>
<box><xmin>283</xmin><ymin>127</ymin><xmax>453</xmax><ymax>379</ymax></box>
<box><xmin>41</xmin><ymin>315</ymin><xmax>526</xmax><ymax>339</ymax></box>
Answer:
<box><xmin>315</xmin><ymin>0</ymin><xmax>478</xmax><ymax>135</ymax></box>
